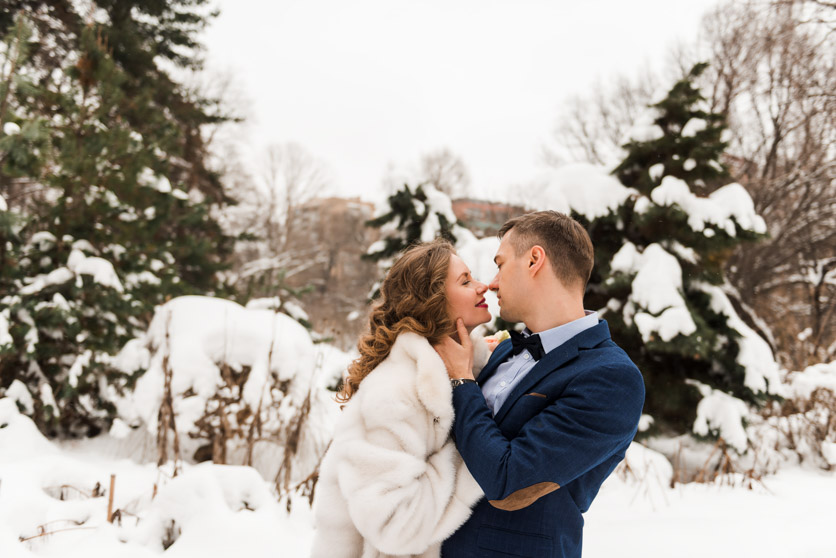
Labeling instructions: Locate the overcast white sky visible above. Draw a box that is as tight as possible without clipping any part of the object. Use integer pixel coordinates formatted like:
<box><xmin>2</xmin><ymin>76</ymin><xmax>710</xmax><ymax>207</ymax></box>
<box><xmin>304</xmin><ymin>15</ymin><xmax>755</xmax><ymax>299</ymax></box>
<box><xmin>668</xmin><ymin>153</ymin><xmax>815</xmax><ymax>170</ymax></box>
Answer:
<box><xmin>201</xmin><ymin>0</ymin><xmax>720</xmax><ymax>203</ymax></box>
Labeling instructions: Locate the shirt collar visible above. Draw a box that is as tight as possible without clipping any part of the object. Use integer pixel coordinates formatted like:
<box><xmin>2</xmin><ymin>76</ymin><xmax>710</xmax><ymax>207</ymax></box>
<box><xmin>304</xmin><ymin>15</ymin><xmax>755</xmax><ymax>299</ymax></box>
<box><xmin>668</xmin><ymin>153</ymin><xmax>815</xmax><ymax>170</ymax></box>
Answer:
<box><xmin>523</xmin><ymin>310</ymin><xmax>599</xmax><ymax>355</ymax></box>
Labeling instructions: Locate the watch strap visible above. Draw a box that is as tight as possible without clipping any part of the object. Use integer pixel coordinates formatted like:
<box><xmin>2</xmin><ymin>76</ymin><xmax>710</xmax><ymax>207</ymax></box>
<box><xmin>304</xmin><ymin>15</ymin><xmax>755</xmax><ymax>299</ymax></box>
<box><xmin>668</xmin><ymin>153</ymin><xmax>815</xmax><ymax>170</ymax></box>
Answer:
<box><xmin>450</xmin><ymin>378</ymin><xmax>476</xmax><ymax>389</ymax></box>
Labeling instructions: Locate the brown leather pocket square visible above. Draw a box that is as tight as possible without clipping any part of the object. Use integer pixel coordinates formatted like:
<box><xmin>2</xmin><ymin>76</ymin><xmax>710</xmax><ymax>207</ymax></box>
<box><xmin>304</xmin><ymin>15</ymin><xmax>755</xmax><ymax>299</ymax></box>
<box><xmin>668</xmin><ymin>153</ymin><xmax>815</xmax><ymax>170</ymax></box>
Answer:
<box><xmin>525</xmin><ymin>392</ymin><xmax>547</xmax><ymax>398</ymax></box>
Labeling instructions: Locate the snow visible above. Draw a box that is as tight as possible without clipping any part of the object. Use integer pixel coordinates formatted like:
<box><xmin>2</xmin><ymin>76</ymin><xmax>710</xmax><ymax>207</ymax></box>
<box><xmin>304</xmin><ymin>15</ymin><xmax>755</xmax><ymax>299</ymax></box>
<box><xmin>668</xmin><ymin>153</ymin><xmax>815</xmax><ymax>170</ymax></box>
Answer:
<box><xmin>138</xmin><ymin>168</ymin><xmax>172</xmax><ymax>194</ymax></box>
<box><xmin>0</xmin><ymin>399</ymin><xmax>314</xmax><ymax>557</ymax></box>
<box><xmin>29</xmin><ymin>231</ymin><xmax>57</xmax><ymax>247</ymax></box>
<box><xmin>650</xmin><ymin>176</ymin><xmax>767</xmax><ymax>236</ymax></box>
<box><xmin>784</xmin><ymin>360</ymin><xmax>836</xmax><ymax>400</ymax></box>
<box><xmin>67</xmin><ymin>250</ymin><xmax>123</xmax><ymax>292</ymax></box>
<box><xmin>108</xmin><ymin>418</ymin><xmax>132</xmax><ymax>439</ymax></box>
<box><xmin>420</xmin><ymin>184</ymin><xmax>458</xmax><ymax>243</ymax></box>
<box><xmin>708</xmin><ymin>182</ymin><xmax>768</xmax><ymax>234</ymax></box>
<box><xmin>822</xmin><ymin>443</ymin><xmax>836</xmax><ymax>466</ymax></box>
<box><xmin>2</xmin><ymin>397</ymin><xmax>835</xmax><ymax>557</ymax></box>
<box><xmin>3</xmin><ymin>122</ymin><xmax>21</xmax><ymax>135</ymax></box>
<box><xmin>611</xmin><ymin>242</ymin><xmax>697</xmax><ymax>342</ymax></box>
<box><xmin>585</xmin><ymin>465</ymin><xmax>836</xmax><ymax>558</ymax></box>
<box><xmin>244</xmin><ymin>297</ymin><xmax>282</xmax><ymax>311</ymax></box>
<box><xmin>126</xmin><ymin>271</ymin><xmax>161</xmax><ymax>288</ymax></box>
<box><xmin>4</xmin><ymin>380</ymin><xmax>34</xmax><ymax>414</ymax></box>
<box><xmin>366</xmin><ymin>239</ymin><xmax>385</xmax><ymax>255</ymax></box>
<box><xmin>624</xmin><ymin>110</ymin><xmax>665</xmax><ymax>143</ymax></box>
<box><xmin>648</xmin><ymin>163</ymin><xmax>665</xmax><ymax>181</ymax></box>
<box><xmin>680</xmin><ymin>117</ymin><xmax>707</xmax><ymax>137</ymax></box>
<box><xmin>0</xmin><ymin>192</ymin><xmax>6</xmax><ymax>211</ymax></box>
<box><xmin>536</xmin><ymin>162</ymin><xmax>637</xmax><ymax>219</ymax></box>
<box><xmin>687</xmin><ymin>380</ymin><xmax>750</xmax><ymax>452</ymax></box>
<box><xmin>38</xmin><ymin>382</ymin><xmax>58</xmax><ymax>417</ymax></box>
<box><xmin>283</xmin><ymin>300</ymin><xmax>309</xmax><ymax>323</ymax></box>
<box><xmin>67</xmin><ymin>350</ymin><xmax>93</xmax><ymax>388</ymax></box>
<box><xmin>115</xmin><ymin>296</ymin><xmax>345</xmax><ymax>489</ymax></box>
<box><xmin>71</xmin><ymin>239</ymin><xmax>97</xmax><ymax>254</ymax></box>
<box><xmin>698</xmin><ymin>283</ymin><xmax>784</xmax><ymax>396</ymax></box>
<box><xmin>0</xmin><ymin>309</ymin><xmax>12</xmax><ymax>347</ymax></box>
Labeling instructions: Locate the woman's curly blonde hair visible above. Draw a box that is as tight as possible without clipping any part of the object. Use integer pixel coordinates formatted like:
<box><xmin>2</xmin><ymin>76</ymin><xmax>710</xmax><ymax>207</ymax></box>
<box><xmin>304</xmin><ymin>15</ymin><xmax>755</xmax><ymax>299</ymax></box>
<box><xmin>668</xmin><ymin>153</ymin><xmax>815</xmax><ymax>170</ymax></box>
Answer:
<box><xmin>337</xmin><ymin>239</ymin><xmax>456</xmax><ymax>403</ymax></box>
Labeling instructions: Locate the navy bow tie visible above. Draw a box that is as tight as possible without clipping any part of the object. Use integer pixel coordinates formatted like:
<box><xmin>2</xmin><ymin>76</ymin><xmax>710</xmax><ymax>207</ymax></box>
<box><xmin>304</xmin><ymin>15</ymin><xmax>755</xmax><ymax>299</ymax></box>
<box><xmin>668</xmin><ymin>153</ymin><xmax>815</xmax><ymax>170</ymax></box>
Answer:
<box><xmin>509</xmin><ymin>330</ymin><xmax>545</xmax><ymax>361</ymax></box>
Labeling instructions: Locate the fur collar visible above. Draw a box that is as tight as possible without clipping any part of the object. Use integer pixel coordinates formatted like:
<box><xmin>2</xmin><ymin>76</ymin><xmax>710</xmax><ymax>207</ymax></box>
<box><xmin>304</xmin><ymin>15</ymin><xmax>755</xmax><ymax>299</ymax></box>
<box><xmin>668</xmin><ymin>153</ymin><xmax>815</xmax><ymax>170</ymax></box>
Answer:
<box><xmin>389</xmin><ymin>332</ymin><xmax>454</xmax><ymax>426</ymax></box>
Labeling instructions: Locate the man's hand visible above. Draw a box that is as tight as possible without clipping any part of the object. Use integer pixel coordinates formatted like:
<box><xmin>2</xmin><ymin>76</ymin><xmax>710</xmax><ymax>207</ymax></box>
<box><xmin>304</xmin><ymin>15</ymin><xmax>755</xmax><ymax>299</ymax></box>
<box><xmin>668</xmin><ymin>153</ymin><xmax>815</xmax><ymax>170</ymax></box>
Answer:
<box><xmin>434</xmin><ymin>318</ymin><xmax>475</xmax><ymax>380</ymax></box>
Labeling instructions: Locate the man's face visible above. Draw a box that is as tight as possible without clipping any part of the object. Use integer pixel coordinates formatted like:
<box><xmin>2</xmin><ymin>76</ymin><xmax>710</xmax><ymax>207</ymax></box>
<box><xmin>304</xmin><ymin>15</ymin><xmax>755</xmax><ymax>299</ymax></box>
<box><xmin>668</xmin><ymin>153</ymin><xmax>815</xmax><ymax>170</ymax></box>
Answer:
<box><xmin>489</xmin><ymin>232</ymin><xmax>529</xmax><ymax>323</ymax></box>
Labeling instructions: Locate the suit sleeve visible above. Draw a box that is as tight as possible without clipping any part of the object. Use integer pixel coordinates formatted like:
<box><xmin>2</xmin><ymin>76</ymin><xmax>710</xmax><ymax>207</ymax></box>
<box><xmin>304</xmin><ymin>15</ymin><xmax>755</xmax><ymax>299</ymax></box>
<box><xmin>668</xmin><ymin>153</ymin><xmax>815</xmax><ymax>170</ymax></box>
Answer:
<box><xmin>336</xmin><ymin>395</ymin><xmax>481</xmax><ymax>555</ymax></box>
<box><xmin>451</xmin><ymin>364</ymin><xmax>645</xmax><ymax>506</ymax></box>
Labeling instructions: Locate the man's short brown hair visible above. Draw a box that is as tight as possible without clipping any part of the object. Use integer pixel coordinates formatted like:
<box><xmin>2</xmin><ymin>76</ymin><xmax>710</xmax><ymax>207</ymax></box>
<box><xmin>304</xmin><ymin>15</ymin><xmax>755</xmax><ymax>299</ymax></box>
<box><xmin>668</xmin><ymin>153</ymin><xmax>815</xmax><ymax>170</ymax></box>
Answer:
<box><xmin>498</xmin><ymin>211</ymin><xmax>594</xmax><ymax>293</ymax></box>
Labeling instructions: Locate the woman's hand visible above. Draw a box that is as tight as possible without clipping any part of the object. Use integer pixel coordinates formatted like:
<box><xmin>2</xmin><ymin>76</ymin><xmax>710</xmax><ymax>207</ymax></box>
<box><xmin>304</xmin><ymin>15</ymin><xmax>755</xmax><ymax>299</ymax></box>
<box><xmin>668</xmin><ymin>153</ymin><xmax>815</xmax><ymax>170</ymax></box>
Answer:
<box><xmin>434</xmin><ymin>318</ymin><xmax>475</xmax><ymax>380</ymax></box>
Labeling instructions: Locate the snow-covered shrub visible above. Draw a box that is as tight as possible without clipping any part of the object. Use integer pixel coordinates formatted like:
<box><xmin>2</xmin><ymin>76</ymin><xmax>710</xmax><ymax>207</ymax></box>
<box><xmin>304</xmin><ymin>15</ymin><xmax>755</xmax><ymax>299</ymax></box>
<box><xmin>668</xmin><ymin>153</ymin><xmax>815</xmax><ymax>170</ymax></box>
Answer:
<box><xmin>115</xmin><ymin>296</ymin><xmax>348</xmax><ymax>498</ymax></box>
<box><xmin>749</xmin><ymin>361</ymin><xmax>836</xmax><ymax>471</ymax></box>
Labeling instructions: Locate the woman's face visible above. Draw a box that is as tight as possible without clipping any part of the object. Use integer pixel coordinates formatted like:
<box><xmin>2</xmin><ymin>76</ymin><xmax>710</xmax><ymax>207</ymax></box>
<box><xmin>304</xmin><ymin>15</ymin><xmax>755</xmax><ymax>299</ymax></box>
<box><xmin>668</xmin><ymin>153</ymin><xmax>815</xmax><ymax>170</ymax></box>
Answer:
<box><xmin>446</xmin><ymin>254</ymin><xmax>491</xmax><ymax>330</ymax></box>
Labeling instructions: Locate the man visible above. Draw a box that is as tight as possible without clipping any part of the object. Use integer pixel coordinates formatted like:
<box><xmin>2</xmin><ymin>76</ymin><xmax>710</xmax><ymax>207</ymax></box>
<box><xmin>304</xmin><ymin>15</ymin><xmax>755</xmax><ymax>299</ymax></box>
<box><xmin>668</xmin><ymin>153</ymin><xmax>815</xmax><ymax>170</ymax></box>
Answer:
<box><xmin>435</xmin><ymin>210</ymin><xmax>645</xmax><ymax>557</ymax></box>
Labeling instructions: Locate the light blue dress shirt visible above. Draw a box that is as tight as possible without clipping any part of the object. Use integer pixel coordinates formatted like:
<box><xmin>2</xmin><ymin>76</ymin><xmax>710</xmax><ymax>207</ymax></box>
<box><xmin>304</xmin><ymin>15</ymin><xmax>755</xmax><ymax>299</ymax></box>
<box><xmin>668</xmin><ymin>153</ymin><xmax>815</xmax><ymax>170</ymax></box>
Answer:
<box><xmin>481</xmin><ymin>311</ymin><xmax>599</xmax><ymax>416</ymax></box>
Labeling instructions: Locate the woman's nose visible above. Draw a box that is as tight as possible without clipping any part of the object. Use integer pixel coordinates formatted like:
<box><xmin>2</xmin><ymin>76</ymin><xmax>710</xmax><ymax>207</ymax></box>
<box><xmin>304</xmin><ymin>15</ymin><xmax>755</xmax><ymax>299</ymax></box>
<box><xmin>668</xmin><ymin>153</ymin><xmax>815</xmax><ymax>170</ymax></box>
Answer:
<box><xmin>476</xmin><ymin>281</ymin><xmax>488</xmax><ymax>294</ymax></box>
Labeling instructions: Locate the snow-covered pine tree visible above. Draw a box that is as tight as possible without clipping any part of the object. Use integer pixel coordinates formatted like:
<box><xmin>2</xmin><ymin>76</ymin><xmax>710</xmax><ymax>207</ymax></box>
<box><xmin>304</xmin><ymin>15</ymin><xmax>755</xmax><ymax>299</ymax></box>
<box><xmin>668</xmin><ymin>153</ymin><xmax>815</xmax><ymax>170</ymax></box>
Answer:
<box><xmin>579</xmin><ymin>63</ymin><xmax>782</xmax><ymax>447</ymax></box>
<box><xmin>0</xmin><ymin>7</ymin><xmax>234</xmax><ymax>437</ymax></box>
<box><xmin>365</xmin><ymin>183</ymin><xmax>459</xmax><ymax>261</ymax></box>
<box><xmin>363</xmin><ymin>183</ymin><xmax>459</xmax><ymax>297</ymax></box>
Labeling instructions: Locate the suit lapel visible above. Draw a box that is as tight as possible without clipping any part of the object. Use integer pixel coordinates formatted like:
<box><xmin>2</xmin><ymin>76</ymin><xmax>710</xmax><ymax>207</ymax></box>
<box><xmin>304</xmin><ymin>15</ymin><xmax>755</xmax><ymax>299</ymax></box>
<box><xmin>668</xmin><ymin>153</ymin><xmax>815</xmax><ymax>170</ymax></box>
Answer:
<box><xmin>492</xmin><ymin>320</ymin><xmax>612</xmax><ymax>425</ymax></box>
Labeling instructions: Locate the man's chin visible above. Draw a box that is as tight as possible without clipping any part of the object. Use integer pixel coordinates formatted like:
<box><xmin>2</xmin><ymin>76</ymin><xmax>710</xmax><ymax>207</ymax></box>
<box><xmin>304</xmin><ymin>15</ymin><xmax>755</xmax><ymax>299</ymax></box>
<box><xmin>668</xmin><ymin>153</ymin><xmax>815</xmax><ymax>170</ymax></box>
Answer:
<box><xmin>498</xmin><ymin>309</ymin><xmax>519</xmax><ymax>323</ymax></box>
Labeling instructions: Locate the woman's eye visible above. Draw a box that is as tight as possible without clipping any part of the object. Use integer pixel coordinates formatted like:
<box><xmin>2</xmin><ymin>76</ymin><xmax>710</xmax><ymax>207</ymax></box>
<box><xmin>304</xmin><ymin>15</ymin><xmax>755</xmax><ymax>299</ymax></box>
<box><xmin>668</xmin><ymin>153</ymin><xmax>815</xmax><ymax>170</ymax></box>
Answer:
<box><xmin>463</xmin><ymin>280</ymin><xmax>471</xmax><ymax>285</ymax></box>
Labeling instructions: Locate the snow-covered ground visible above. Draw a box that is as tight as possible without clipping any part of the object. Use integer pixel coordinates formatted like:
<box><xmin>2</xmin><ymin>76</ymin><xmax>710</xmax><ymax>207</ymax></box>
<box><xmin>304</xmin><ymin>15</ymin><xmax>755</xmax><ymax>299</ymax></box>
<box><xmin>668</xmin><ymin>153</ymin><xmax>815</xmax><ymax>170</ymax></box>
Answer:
<box><xmin>2</xmin><ymin>395</ymin><xmax>834</xmax><ymax>558</ymax></box>
<box><xmin>586</xmin><ymin>466</ymin><xmax>836</xmax><ymax>558</ymax></box>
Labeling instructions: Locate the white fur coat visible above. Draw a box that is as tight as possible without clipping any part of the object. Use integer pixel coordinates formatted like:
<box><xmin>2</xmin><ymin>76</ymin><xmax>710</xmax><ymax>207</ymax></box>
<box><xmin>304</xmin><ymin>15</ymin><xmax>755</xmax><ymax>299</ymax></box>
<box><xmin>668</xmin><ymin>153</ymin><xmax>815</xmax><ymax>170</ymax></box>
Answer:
<box><xmin>310</xmin><ymin>332</ymin><xmax>488</xmax><ymax>558</ymax></box>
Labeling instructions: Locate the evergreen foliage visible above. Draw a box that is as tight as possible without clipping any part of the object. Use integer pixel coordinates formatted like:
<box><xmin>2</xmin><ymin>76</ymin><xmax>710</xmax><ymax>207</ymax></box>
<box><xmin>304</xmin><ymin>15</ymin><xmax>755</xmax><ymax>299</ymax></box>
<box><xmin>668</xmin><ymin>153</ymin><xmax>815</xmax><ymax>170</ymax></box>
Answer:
<box><xmin>363</xmin><ymin>182</ymin><xmax>459</xmax><ymax>300</ymax></box>
<box><xmin>364</xmin><ymin>183</ymin><xmax>458</xmax><ymax>262</ymax></box>
<box><xmin>583</xmin><ymin>64</ymin><xmax>770</xmax><ymax>436</ymax></box>
<box><xmin>0</xmin><ymin>4</ymin><xmax>235</xmax><ymax>436</ymax></box>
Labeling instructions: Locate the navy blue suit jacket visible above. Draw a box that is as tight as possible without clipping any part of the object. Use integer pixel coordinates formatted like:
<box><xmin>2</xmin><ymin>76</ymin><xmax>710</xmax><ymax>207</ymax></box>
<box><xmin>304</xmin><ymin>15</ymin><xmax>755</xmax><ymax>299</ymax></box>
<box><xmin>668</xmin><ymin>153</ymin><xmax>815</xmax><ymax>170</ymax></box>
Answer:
<box><xmin>442</xmin><ymin>320</ymin><xmax>645</xmax><ymax>558</ymax></box>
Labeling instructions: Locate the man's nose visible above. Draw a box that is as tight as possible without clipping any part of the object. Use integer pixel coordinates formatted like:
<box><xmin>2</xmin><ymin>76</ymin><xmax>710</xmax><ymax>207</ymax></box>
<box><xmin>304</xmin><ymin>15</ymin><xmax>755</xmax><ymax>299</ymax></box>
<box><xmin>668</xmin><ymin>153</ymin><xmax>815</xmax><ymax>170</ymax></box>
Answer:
<box><xmin>488</xmin><ymin>275</ymin><xmax>499</xmax><ymax>292</ymax></box>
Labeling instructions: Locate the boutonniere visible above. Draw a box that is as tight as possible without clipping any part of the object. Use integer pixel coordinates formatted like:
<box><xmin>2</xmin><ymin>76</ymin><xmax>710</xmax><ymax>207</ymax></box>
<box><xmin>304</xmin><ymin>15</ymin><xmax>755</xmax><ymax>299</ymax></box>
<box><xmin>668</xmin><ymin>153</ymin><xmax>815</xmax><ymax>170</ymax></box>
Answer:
<box><xmin>491</xmin><ymin>330</ymin><xmax>510</xmax><ymax>342</ymax></box>
<box><xmin>485</xmin><ymin>330</ymin><xmax>510</xmax><ymax>352</ymax></box>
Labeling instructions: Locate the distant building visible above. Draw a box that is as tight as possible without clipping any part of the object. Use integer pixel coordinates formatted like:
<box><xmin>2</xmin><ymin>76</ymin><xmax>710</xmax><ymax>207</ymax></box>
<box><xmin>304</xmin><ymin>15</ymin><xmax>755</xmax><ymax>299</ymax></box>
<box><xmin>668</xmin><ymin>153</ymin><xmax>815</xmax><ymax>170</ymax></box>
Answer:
<box><xmin>451</xmin><ymin>198</ymin><xmax>527</xmax><ymax>238</ymax></box>
<box><xmin>283</xmin><ymin>197</ymin><xmax>380</xmax><ymax>349</ymax></box>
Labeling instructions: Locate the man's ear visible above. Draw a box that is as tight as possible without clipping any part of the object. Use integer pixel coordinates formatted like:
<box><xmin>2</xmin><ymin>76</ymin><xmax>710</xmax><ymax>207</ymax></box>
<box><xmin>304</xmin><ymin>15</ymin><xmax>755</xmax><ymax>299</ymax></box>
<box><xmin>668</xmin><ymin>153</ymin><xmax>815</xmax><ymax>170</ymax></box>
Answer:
<box><xmin>528</xmin><ymin>246</ymin><xmax>547</xmax><ymax>277</ymax></box>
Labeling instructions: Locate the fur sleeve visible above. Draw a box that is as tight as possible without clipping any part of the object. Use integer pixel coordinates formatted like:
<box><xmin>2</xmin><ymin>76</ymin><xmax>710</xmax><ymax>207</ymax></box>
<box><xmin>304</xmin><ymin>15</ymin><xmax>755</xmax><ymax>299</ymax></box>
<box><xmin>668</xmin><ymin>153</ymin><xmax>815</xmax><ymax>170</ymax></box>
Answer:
<box><xmin>335</xmin><ymin>396</ymin><xmax>478</xmax><ymax>556</ymax></box>
<box><xmin>427</xmin><ymin>444</ymin><xmax>484</xmax><ymax>544</ymax></box>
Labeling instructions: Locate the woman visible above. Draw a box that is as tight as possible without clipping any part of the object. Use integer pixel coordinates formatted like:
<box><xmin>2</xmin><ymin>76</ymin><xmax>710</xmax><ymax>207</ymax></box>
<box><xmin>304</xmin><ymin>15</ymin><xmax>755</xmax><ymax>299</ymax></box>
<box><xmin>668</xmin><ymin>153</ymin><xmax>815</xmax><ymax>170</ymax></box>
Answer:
<box><xmin>311</xmin><ymin>239</ymin><xmax>491</xmax><ymax>558</ymax></box>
